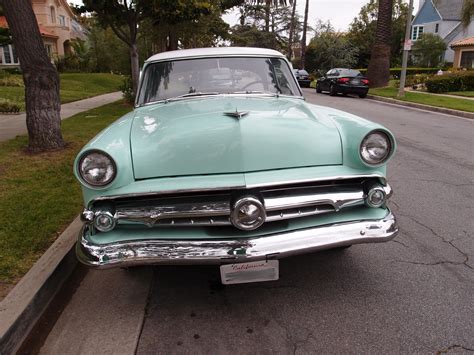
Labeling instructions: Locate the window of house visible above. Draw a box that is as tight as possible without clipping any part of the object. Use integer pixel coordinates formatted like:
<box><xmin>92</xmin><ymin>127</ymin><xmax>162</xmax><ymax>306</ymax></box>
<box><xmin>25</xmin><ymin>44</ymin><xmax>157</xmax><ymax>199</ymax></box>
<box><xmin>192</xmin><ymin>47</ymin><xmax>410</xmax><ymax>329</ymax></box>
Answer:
<box><xmin>412</xmin><ymin>26</ymin><xmax>424</xmax><ymax>40</ymax></box>
<box><xmin>460</xmin><ymin>51</ymin><xmax>474</xmax><ymax>69</ymax></box>
<box><xmin>50</xmin><ymin>6</ymin><xmax>56</xmax><ymax>23</ymax></box>
<box><xmin>45</xmin><ymin>44</ymin><xmax>53</xmax><ymax>58</ymax></box>
<box><xmin>1</xmin><ymin>45</ymin><xmax>20</xmax><ymax>65</ymax></box>
<box><xmin>435</xmin><ymin>23</ymin><xmax>439</xmax><ymax>33</ymax></box>
<box><xmin>59</xmin><ymin>15</ymin><xmax>65</xmax><ymax>26</ymax></box>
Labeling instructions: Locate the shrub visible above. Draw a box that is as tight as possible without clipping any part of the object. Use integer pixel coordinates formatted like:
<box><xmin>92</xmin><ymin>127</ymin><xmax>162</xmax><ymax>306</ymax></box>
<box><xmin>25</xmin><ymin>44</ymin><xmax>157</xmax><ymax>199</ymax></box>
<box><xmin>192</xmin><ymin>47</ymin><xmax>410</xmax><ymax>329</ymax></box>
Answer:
<box><xmin>0</xmin><ymin>99</ymin><xmax>21</xmax><ymax>113</ymax></box>
<box><xmin>0</xmin><ymin>76</ymin><xmax>24</xmax><ymax>87</ymax></box>
<box><xmin>120</xmin><ymin>76</ymin><xmax>135</xmax><ymax>104</ymax></box>
<box><xmin>359</xmin><ymin>67</ymin><xmax>441</xmax><ymax>78</ymax></box>
<box><xmin>425</xmin><ymin>71</ymin><xmax>474</xmax><ymax>93</ymax></box>
<box><xmin>393</xmin><ymin>73</ymin><xmax>432</xmax><ymax>89</ymax></box>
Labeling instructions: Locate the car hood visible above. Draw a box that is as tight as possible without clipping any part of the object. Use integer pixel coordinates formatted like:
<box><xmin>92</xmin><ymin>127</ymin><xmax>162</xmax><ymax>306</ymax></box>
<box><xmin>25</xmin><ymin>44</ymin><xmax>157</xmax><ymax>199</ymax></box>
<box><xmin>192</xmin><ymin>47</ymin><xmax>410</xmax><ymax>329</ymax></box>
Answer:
<box><xmin>130</xmin><ymin>96</ymin><xmax>342</xmax><ymax>179</ymax></box>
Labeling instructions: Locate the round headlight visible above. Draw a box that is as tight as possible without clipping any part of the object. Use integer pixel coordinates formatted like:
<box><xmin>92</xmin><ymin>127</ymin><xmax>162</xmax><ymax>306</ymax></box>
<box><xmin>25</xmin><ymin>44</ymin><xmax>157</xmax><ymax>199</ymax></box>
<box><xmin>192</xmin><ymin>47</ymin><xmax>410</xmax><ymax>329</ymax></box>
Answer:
<box><xmin>78</xmin><ymin>150</ymin><xmax>116</xmax><ymax>187</ymax></box>
<box><xmin>360</xmin><ymin>131</ymin><xmax>392</xmax><ymax>165</ymax></box>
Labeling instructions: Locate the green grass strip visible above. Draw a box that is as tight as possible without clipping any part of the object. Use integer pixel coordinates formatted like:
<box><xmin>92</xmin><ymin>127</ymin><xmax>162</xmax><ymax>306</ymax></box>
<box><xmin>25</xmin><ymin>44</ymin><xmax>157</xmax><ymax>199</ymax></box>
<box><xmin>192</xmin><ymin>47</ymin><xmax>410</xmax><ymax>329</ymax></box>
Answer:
<box><xmin>0</xmin><ymin>73</ymin><xmax>123</xmax><ymax>110</ymax></box>
<box><xmin>369</xmin><ymin>87</ymin><xmax>474</xmax><ymax>113</ymax></box>
<box><xmin>0</xmin><ymin>102</ymin><xmax>131</xmax><ymax>284</ymax></box>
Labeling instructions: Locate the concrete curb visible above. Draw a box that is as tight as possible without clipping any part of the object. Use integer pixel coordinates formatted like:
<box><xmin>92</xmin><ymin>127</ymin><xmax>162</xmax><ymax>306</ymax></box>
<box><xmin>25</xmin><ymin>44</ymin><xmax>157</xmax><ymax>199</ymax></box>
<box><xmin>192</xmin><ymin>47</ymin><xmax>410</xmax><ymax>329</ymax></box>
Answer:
<box><xmin>0</xmin><ymin>217</ymin><xmax>82</xmax><ymax>354</ymax></box>
<box><xmin>367</xmin><ymin>95</ymin><xmax>474</xmax><ymax>119</ymax></box>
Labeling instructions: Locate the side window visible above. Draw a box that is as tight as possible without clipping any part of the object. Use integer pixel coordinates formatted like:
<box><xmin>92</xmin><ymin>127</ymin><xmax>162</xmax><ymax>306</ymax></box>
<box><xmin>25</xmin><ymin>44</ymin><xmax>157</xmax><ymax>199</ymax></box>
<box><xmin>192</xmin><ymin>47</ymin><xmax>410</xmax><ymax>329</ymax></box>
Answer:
<box><xmin>326</xmin><ymin>70</ymin><xmax>333</xmax><ymax>76</ymax></box>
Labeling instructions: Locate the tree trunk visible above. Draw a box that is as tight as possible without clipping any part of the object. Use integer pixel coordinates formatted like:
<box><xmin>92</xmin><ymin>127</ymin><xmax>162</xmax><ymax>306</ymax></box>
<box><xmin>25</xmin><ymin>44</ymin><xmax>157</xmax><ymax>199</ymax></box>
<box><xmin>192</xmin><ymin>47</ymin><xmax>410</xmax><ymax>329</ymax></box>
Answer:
<box><xmin>367</xmin><ymin>0</ymin><xmax>393</xmax><ymax>88</ymax></box>
<box><xmin>300</xmin><ymin>0</ymin><xmax>309</xmax><ymax>69</ymax></box>
<box><xmin>287</xmin><ymin>0</ymin><xmax>297</xmax><ymax>60</ymax></box>
<box><xmin>265</xmin><ymin>0</ymin><xmax>271</xmax><ymax>32</ymax></box>
<box><xmin>130</xmin><ymin>42</ymin><xmax>139</xmax><ymax>96</ymax></box>
<box><xmin>2</xmin><ymin>0</ymin><xmax>64</xmax><ymax>152</ymax></box>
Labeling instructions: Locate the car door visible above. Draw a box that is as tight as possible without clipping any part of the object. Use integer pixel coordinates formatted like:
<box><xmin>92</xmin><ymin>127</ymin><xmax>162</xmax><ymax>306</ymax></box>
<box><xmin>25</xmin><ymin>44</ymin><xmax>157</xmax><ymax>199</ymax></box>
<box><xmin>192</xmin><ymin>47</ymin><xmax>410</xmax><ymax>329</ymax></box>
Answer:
<box><xmin>320</xmin><ymin>70</ymin><xmax>331</xmax><ymax>91</ymax></box>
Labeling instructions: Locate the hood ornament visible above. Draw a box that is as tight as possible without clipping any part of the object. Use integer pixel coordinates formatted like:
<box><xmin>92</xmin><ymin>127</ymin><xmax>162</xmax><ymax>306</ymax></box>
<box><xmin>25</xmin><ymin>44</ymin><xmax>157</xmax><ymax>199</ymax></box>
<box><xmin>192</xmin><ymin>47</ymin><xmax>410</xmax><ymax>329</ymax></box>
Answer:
<box><xmin>224</xmin><ymin>110</ymin><xmax>249</xmax><ymax>119</ymax></box>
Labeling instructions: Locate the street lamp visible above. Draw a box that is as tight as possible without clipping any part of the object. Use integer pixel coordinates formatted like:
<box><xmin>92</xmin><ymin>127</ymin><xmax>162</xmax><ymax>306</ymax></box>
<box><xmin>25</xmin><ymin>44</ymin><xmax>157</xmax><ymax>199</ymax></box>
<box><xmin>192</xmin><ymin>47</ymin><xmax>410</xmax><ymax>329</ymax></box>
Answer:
<box><xmin>398</xmin><ymin>0</ymin><xmax>415</xmax><ymax>98</ymax></box>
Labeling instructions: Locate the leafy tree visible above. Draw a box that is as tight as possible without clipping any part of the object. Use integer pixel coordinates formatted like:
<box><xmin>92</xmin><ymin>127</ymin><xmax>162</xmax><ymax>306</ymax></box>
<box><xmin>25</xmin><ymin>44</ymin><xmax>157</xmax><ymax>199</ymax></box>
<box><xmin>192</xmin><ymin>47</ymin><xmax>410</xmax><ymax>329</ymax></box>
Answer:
<box><xmin>0</xmin><ymin>5</ymin><xmax>11</xmax><ymax>47</ymax></box>
<box><xmin>151</xmin><ymin>0</ymin><xmax>238</xmax><ymax>51</ymax></box>
<box><xmin>1</xmin><ymin>0</ymin><xmax>64</xmax><ymax>151</ymax></box>
<box><xmin>305</xmin><ymin>21</ymin><xmax>359</xmax><ymax>74</ymax></box>
<box><xmin>411</xmin><ymin>33</ymin><xmax>446</xmax><ymax>67</ymax></box>
<box><xmin>367</xmin><ymin>0</ymin><xmax>393</xmax><ymax>88</ymax></box>
<box><xmin>81</xmin><ymin>0</ymin><xmax>151</xmax><ymax>96</ymax></box>
<box><xmin>347</xmin><ymin>0</ymin><xmax>408</xmax><ymax>68</ymax></box>
<box><xmin>231</xmin><ymin>24</ymin><xmax>282</xmax><ymax>48</ymax></box>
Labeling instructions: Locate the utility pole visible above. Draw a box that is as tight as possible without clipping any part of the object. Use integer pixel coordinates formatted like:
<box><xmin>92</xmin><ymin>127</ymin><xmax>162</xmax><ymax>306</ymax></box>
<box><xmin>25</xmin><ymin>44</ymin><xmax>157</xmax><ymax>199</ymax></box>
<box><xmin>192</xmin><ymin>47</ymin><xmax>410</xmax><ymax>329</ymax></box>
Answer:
<box><xmin>398</xmin><ymin>0</ymin><xmax>414</xmax><ymax>98</ymax></box>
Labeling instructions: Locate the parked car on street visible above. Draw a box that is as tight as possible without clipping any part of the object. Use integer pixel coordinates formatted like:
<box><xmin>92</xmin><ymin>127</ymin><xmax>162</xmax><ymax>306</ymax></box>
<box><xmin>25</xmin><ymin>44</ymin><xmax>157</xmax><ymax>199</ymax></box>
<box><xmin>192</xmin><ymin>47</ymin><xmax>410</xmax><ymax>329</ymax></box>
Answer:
<box><xmin>292</xmin><ymin>68</ymin><xmax>311</xmax><ymax>88</ymax></box>
<box><xmin>316</xmin><ymin>68</ymin><xmax>369</xmax><ymax>98</ymax></box>
<box><xmin>75</xmin><ymin>47</ymin><xmax>397</xmax><ymax>285</ymax></box>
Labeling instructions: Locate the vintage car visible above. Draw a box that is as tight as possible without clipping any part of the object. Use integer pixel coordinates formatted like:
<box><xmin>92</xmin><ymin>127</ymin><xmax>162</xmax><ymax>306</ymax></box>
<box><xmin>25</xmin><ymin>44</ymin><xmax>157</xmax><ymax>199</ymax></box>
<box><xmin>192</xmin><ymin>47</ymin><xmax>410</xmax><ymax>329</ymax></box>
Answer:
<box><xmin>75</xmin><ymin>47</ymin><xmax>398</xmax><ymax>284</ymax></box>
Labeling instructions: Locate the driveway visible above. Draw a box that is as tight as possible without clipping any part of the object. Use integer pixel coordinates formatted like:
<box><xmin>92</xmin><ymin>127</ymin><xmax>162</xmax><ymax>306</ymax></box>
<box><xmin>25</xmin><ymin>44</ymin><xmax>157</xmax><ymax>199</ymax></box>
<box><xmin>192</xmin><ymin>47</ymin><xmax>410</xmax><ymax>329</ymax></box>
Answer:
<box><xmin>40</xmin><ymin>89</ymin><xmax>474</xmax><ymax>354</ymax></box>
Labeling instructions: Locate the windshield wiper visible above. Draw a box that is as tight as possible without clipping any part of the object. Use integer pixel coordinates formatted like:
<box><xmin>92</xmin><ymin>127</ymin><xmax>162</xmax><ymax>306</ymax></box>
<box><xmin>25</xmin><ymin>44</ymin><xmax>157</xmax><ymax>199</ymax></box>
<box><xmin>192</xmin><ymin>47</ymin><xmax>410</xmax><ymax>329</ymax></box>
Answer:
<box><xmin>231</xmin><ymin>90</ymin><xmax>278</xmax><ymax>96</ymax></box>
<box><xmin>165</xmin><ymin>92</ymin><xmax>219</xmax><ymax>102</ymax></box>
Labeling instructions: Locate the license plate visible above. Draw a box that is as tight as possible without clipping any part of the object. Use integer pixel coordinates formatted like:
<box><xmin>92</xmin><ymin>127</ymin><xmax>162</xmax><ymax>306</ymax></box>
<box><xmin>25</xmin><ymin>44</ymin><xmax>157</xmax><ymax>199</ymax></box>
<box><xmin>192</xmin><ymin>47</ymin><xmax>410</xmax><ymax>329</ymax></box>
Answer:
<box><xmin>220</xmin><ymin>260</ymin><xmax>279</xmax><ymax>285</ymax></box>
<box><xmin>351</xmin><ymin>79</ymin><xmax>361</xmax><ymax>85</ymax></box>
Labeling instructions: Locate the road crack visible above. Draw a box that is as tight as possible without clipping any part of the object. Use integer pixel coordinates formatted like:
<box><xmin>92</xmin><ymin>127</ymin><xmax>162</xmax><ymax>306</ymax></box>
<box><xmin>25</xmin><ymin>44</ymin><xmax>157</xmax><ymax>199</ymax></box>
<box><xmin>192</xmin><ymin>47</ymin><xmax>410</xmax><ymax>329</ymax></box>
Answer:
<box><xmin>395</xmin><ymin>214</ymin><xmax>473</xmax><ymax>270</ymax></box>
<box><xmin>436</xmin><ymin>344</ymin><xmax>474</xmax><ymax>354</ymax></box>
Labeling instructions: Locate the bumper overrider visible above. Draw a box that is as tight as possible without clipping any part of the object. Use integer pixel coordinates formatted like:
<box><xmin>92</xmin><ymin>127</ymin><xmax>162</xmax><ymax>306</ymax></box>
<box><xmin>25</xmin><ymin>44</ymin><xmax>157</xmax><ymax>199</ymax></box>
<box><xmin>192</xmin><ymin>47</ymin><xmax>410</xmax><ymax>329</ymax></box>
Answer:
<box><xmin>77</xmin><ymin>210</ymin><xmax>398</xmax><ymax>268</ymax></box>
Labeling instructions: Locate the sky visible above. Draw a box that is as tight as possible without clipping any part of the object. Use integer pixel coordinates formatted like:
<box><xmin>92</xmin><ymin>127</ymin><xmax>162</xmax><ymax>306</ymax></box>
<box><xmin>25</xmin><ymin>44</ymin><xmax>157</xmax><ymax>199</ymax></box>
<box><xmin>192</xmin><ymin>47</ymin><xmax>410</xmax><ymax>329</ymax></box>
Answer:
<box><xmin>69</xmin><ymin>0</ymin><xmax>421</xmax><ymax>32</ymax></box>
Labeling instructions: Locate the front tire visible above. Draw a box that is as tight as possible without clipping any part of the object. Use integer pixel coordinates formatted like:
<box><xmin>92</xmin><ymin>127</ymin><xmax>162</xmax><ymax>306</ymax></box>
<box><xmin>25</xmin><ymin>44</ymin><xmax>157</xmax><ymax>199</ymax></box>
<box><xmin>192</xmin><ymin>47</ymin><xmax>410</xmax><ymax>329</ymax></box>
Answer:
<box><xmin>359</xmin><ymin>93</ymin><xmax>367</xmax><ymax>98</ymax></box>
<box><xmin>316</xmin><ymin>83</ymin><xmax>322</xmax><ymax>93</ymax></box>
<box><xmin>329</xmin><ymin>84</ymin><xmax>338</xmax><ymax>96</ymax></box>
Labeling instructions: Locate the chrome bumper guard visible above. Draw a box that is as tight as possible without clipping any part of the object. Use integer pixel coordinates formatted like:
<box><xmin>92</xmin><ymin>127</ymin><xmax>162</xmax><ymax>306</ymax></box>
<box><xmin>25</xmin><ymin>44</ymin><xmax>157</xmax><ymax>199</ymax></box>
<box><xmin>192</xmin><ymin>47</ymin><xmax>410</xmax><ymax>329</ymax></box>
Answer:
<box><xmin>77</xmin><ymin>210</ymin><xmax>398</xmax><ymax>268</ymax></box>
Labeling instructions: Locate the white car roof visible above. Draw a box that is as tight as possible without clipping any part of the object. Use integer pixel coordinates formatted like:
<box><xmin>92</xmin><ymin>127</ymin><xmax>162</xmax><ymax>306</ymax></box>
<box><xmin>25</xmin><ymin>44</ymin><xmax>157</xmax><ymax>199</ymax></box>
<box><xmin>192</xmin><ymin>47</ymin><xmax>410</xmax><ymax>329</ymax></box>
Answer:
<box><xmin>145</xmin><ymin>47</ymin><xmax>286</xmax><ymax>63</ymax></box>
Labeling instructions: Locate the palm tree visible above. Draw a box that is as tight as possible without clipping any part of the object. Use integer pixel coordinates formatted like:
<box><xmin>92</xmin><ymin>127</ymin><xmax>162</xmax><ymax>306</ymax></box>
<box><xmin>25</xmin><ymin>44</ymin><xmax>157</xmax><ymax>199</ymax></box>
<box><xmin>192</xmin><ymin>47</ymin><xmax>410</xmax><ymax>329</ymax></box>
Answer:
<box><xmin>367</xmin><ymin>0</ymin><xmax>393</xmax><ymax>88</ymax></box>
<box><xmin>300</xmin><ymin>0</ymin><xmax>309</xmax><ymax>69</ymax></box>
<box><xmin>247</xmin><ymin>0</ymin><xmax>293</xmax><ymax>32</ymax></box>
<box><xmin>461</xmin><ymin>0</ymin><xmax>474</xmax><ymax>27</ymax></box>
<box><xmin>287</xmin><ymin>0</ymin><xmax>297</xmax><ymax>59</ymax></box>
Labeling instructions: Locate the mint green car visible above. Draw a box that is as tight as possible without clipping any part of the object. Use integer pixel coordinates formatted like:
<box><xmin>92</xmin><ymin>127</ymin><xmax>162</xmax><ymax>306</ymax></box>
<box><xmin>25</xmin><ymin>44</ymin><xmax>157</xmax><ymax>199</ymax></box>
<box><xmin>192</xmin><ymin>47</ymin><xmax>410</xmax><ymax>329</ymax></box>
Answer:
<box><xmin>75</xmin><ymin>47</ymin><xmax>398</xmax><ymax>283</ymax></box>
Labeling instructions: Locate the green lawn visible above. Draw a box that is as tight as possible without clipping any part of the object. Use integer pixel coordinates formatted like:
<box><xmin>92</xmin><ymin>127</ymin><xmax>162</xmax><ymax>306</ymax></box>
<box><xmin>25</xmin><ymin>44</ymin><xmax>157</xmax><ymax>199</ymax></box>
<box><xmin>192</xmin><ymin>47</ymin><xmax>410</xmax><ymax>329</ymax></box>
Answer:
<box><xmin>0</xmin><ymin>73</ymin><xmax>123</xmax><ymax>110</ymax></box>
<box><xmin>0</xmin><ymin>102</ymin><xmax>131</xmax><ymax>287</ymax></box>
<box><xmin>369</xmin><ymin>87</ymin><xmax>474</xmax><ymax>113</ymax></box>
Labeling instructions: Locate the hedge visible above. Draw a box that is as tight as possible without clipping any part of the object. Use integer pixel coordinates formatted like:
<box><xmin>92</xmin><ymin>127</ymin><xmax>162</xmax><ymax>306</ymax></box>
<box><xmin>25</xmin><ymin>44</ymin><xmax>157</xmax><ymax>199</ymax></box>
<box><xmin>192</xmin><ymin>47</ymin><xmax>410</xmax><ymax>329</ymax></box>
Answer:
<box><xmin>0</xmin><ymin>99</ymin><xmax>21</xmax><ymax>113</ymax></box>
<box><xmin>359</xmin><ymin>67</ymin><xmax>441</xmax><ymax>77</ymax></box>
<box><xmin>425</xmin><ymin>71</ymin><xmax>474</xmax><ymax>93</ymax></box>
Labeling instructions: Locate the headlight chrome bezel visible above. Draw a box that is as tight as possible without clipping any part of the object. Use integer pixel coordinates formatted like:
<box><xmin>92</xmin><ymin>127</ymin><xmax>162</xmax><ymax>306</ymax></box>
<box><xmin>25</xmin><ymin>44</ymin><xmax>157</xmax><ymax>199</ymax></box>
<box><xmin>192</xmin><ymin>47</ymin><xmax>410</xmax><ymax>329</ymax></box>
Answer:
<box><xmin>359</xmin><ymin>130</ymin><xmax>393</xmax><ymax>166</ymax></box>
<box><xmin>77</xmin><ymin>149</ymin><xmax>117</xmax><ymax>188</ymax></box>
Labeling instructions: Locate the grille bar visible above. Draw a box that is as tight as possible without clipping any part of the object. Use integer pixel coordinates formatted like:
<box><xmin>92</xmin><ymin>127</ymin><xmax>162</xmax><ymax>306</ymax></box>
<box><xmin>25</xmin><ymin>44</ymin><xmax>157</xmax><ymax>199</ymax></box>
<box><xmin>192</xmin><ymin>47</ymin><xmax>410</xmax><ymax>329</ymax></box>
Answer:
<box><xmin>110</xmin><ymin>182</ymin><xmax>374</xmax><ymax>228</ymax></box>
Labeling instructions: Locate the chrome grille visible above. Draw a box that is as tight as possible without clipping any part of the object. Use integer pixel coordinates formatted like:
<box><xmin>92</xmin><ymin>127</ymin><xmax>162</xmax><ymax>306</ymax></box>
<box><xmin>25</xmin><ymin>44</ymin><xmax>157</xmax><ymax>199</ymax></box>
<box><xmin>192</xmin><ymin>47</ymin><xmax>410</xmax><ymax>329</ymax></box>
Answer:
<box><xmin>92</xmin><ymin>178</ymin><xmax>390</xmax><ymax>229</ymax></box>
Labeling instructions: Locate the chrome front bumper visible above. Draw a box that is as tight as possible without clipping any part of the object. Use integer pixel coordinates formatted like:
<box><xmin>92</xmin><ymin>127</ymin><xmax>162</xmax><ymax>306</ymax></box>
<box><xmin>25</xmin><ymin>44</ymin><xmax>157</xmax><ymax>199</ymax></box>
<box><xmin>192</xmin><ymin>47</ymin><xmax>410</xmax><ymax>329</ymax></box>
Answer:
<box><xmin>76</xmin><ymin>210</ymin><xmax>398</xmax><ymax>269</ymax></box>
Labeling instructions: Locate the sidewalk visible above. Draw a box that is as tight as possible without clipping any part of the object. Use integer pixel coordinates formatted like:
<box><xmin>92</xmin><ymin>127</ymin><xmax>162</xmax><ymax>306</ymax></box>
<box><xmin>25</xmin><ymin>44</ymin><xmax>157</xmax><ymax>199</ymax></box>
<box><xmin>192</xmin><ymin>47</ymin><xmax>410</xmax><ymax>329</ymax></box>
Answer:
<box><xmin>0</xmin><ymin>91</ymin><xmax>122</xmax><ymax>142</ymax></box>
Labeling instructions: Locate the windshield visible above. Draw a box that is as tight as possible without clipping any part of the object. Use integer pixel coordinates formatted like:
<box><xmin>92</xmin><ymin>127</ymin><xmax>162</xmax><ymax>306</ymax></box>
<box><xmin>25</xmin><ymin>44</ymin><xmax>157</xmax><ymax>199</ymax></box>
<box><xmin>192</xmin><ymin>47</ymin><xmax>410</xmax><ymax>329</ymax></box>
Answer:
<box><xmin>137</xmin><ymin>57</ymin><xmax>301</xmax><ymax>105</ymax></box>
<box><xmin>338</xmin><ymin>69</ymin><xmax>362</xmax><ymax>77</ymax></box>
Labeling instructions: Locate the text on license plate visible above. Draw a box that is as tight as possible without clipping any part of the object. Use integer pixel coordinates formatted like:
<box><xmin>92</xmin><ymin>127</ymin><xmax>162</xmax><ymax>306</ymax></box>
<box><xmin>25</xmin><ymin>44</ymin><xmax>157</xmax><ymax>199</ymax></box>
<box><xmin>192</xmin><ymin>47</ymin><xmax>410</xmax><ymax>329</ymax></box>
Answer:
<box><xmin>220</xmin><ymin>260</ymin><xmax>279</xmax><ymax>285</ymax></box>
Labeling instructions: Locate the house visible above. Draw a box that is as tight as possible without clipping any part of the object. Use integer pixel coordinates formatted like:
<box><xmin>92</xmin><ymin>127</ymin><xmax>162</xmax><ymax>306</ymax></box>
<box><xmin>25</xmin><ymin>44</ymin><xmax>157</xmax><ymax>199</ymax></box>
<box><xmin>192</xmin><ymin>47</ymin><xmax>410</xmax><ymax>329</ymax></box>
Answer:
<box><xmin>412</xmin><ymin>0</ymin><xmax>474</xmax><ymax>63</ymax></box>
<box><xmin>451</xmin><ymin>36</ymin><xmax>474</xmax><ymax>69</ymax></box>
<box><xmin>0</xmin><ymin>0</ymin><xmax>85</xmax><ymax>68</ymax></box>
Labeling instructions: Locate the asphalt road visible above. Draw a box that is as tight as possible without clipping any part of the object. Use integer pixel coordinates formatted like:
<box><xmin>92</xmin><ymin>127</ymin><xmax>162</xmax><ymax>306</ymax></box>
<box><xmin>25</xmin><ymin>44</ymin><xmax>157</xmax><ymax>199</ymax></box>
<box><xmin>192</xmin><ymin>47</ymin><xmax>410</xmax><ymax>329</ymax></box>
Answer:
<box><xmin>40</xmin><ymin>89</ymin><xmax>474</xmax><ymax>354</ymax></box>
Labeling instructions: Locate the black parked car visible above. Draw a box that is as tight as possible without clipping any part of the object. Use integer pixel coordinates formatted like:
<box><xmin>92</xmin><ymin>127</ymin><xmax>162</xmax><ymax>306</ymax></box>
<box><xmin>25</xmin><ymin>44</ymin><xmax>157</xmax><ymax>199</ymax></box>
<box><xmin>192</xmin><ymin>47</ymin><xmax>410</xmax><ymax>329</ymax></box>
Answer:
<box><xmin>293</xmin><ymin>69</ymin><xmax>311</xmax><ymax>88</ymax></box>
<box><xmin>316</xmin><ymin>68</ymin><xmax>369</xmax><ymax>98</ymax></box>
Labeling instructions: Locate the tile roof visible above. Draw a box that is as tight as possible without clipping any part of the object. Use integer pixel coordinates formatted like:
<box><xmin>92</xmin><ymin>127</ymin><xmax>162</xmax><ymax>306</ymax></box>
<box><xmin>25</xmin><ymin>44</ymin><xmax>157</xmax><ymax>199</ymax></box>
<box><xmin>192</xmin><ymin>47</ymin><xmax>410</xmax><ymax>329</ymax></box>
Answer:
<box><xmin>451</xmin><ymin>36</ymin><xmax>474</xmax><ymax>48</ymax></box>
<box><xmin>433</xmin><ymin>0</ymin><xmax>463</xmax><ymax>21</ymax></box>
<box><xmin>0</xmin><ymin>16</ymin><xmax>58</xmax><ymax>39</ymax></box>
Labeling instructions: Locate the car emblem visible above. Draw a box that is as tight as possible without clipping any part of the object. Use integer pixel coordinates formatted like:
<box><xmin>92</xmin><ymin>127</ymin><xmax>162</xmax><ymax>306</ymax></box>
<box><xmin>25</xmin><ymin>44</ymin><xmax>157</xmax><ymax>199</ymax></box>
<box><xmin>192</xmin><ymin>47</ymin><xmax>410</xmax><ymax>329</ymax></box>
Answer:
<box><xmin>224</xmin><ymin>110</ymin><xmax>249</xmax><ymax>119</ymax></box>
